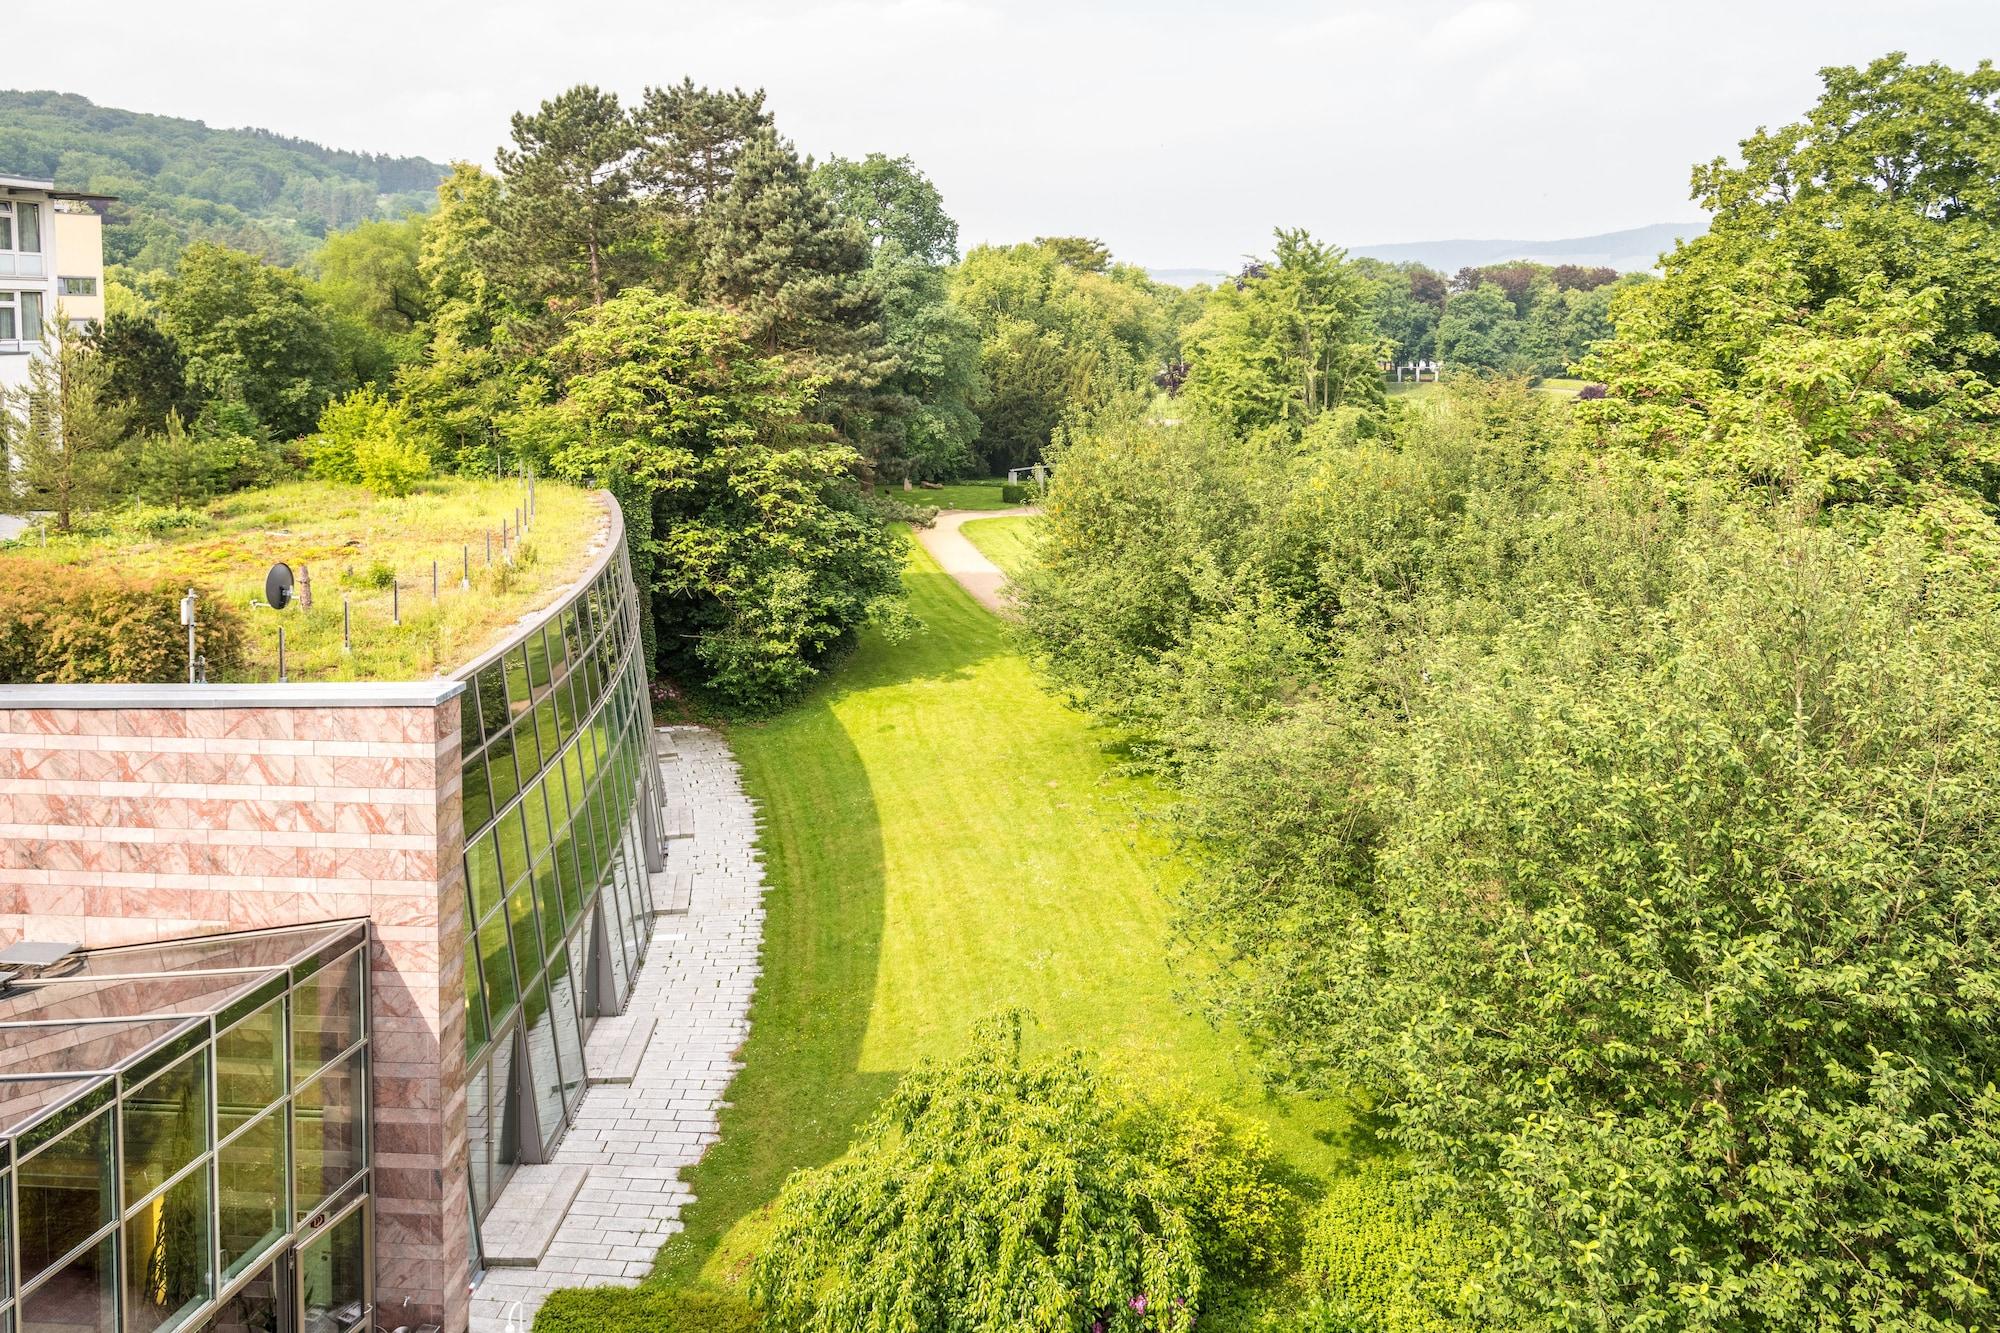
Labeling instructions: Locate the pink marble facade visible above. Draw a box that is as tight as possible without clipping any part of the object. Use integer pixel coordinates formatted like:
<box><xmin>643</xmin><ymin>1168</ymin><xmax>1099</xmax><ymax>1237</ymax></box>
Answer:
<box><xmin>0</xmin><ymin>696</ymin><xmax>471</xmax><ymax>1333</ymax></box>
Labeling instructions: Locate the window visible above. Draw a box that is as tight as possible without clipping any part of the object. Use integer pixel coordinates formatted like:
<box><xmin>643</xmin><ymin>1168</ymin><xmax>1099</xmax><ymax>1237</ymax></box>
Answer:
<box><xmin>57</xmin><ymin>276</ymin><xmax>96</xmax><ymax>297</ymax></box>
<box><xmin>0</xmin><ymin>290</ymin><xmax>45</xmax><ymax>344</ymax></box>
<box><xmin>15</xmin><ymin>201</ymin><xmax>39</xmax><ymax>253</ymax></box>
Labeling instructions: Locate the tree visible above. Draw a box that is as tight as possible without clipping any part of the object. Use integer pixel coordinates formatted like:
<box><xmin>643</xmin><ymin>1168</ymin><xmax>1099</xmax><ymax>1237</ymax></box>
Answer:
<box><xmin>155</xmin><ymin>242</ymin><xmax>344</xmax><ymax>438</ymax></box>
<box><xmin>419</xmin><ymin>163</ymin><xmax>508</xmax><ymax>349</ymax></box>
<box><xmin>1434</xmin><ymin>280</ymin><xmax>1522</xmax><ymax>373</ymax></box>
<box><xmin>1180</xmin><ymin>230</ymin><xmax>1383</xmax><ymax>438</ymax></box>
<box><xmin>950</xmin><ymin>239</ymin><xmax>1179</xmax><ymax>470</ymax></box>
<box><xmin>543</xmin><ymin>288</ymin><xmax>904</xmax><ymax>707</ymax></box>
<box><xmin>1580</xmin><ymin>55</ymin><xmax>2000</xmax><ymax>520</ymax></box>
<box><xmin>313</xmin><ymin>215</ymin><xmax>429</xmax><ymax>369</ymax></box>
<box><xmin>750</xmin><ymin>1014</ymin><xmax>1295</xmax><ymax>1333</ymax></box>
<box><xmin>629</xmin><ymin>79</ymin><xmax>772</xmax><ymax>283</ymax></box>
<box><xmin>698</xmin><ymin>128</ymin><xmax>891</xmax><ymax>423</ymax></box>
<box><xmin>89</xmin><ymin>311</ymin><xmax>199</xmax><ymax>435</ymax></box>
<box><xmin>494</xmin><ymin>86</ymin><xmax>639</xmax><ymax>328</ymax></box>
<box><xmin>1034</xmin><ymin>235</ymin><xmax>1112</xmax><ymax>273</ymax></box>
<box><xmin>815</xmin><ymin>153</ymin><xmax>959</xmax><ymax>266</ymax></box>
<box><xmin>3</xmin><ymin>317</ymin><xmax>132</xmax><ymax>530</ymax></box>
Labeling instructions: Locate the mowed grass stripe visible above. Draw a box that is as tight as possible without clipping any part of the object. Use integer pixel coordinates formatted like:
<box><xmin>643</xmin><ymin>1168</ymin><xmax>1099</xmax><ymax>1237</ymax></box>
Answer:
<box><xmin>652</xmin><ymin>533</ymin><xmax>1354</xmax><ymax>1293</ymax></box>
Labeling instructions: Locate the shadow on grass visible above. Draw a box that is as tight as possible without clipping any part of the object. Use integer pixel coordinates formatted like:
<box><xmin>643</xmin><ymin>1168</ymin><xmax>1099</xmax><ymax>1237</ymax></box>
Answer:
<box><xmin>647</xmin><ymin>560</ymin><xmax>1002</xmax><ymax>1288</ymax></box>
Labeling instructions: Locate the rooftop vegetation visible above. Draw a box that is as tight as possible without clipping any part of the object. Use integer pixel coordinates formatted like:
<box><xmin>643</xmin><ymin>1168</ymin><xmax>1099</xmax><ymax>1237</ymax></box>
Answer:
<box><xmin>0</xmin><ymin>478</ymin><xmax>604</xmax><ymax>683</ymax></box>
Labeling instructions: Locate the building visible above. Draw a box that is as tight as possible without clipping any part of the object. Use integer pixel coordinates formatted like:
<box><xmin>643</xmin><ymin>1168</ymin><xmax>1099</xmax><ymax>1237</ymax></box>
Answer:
<box><xmin>0</xmin><ymin>174</ymin><xmax>111</xmax><ymax>396</ymax></box>
<box><xmin>0</xmin><ymin>495</ymin><xmax>666</xmax><ymax>1333</ymax></box>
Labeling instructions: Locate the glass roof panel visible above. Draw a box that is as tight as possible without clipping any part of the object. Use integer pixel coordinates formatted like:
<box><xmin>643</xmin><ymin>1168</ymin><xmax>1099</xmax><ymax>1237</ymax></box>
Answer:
<box><xmin>59</xmin><ymin>923</ymin><xmax>361</xmax><ymax>978</ymax></box>
<box><xmin>0</xmin><ymin>1017</ymin><xmax>196</xmax><ymax>1078</ymax></box>
<box><xmin>0</xmin><ymin>1076</ymin><xmax>103</xmax><ymax>1139</ymax></box>
<box><xmin>0</xmin><ymin>971</ymin><xmax>259</xmax><ymax>1026</ymax></box>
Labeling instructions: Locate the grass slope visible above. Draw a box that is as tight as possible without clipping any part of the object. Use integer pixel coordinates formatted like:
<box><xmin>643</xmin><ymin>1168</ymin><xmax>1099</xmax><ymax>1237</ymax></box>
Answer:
<box><xmin>652</xmin><ymin>535</ymin><xmax>1359</xmax><ymax>1294</ymax></box>
<box><xmin>960</xmin><ymin>513</ymin><xmax>1039</xmax><ymax>581</ymax></box>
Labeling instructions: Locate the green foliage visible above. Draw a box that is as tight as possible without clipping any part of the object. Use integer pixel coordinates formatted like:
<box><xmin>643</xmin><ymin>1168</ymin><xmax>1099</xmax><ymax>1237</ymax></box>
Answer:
<box><xmin>0</xmin><ymin>564</ymin><xmax>245</xmax><ymax>683</ymax></box>
<box><xmin>89</xmin><ymin>311</ymin><xmax>200</xmax><ymax>434</ymax></box>
<box><xmin>1579</xmin><ymin>54</ymin><xmax>2000</xmax><ymax>530</ymax></box>
<box><xmin>545</xmin><ymin>288</ymin><xmax>903</xmax><ymax>708</ymax></box>
<box><xmin>532</xmin><ymin>1283</ymin><xmax>758</xmax><ymax>1333</ymax></box>
<box><xmin>0</xmin><ymin>90</ymin><xmax>445</xmax><ymax>268</ymax></box>
<box><xmin>816</xmin><ymin>152</ymin><xmax>960</xmax><ymax>266</ymax></box>
<box><xmin>132</xmin><ymin>411</ymin><xmax>280</xmax><ymax>507</ymax></box>
<box><xmin>1025</xmin><ymin>367</ymin><xmax>2000</xmax><ymax>1326</ymax></box>
<box><xmin>3</xmin><ymin>317</ymin><xmax>133</xmax><ymax>531</ymax></box>
<box><xmin>1180</xmin><ymin>230</ymin><xmax>1385</xmax><ymax>439</ymax></box>
<box><xmin>949</xmin><ymin>239</ymin><xmax>1182</xmax><ymax>470</ymax></box>
<box><xmin>1001</xmin><ymin>483</ymin><xmax>1030</xmax><ymax>503</ymax></box>
<box><xmin>750</xmin><ymin>1013</ymin><xmax>1297</xmax><ymax>1333</ymax></box>
<box><xmin>1295</xmin><ymin>1167</ymin><xmax>1521</xmax><ymax>1333</ymax></box>
<box><xmin>156</xmin><ymin>242</ymin><xmax>346</xmax><ymax>437</ymax></box>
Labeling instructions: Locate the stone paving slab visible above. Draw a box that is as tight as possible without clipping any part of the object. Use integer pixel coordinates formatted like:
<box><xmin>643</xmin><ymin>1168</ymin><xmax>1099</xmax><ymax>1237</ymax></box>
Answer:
<box><xmin>583</xmin><ymin>1013</ymin><xmax>659</xmax><ymax>1085</ymax></box>
<box><xmin>478</xmin><ymin>1165</ymin><xmax>591</xmax><ymax>1267</ymax></box>
<box><xmin>469</xmin><ymin>724</ymin><xmax>766</xmax><ymax>1332</ymax></box>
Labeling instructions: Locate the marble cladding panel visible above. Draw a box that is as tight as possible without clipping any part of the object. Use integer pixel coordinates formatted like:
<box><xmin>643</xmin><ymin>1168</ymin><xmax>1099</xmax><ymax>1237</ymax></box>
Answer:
<box><xmin>0</xmin><ymin>697</ymin><xmax>471</xmax><ymax>1332</ymax></box>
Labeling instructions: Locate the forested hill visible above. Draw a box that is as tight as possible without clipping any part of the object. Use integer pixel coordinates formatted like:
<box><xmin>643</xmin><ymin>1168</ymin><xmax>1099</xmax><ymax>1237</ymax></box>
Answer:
<box><xmin>0</xmin><ymin>90</ymin><xmax>449</xmax><ymax>268</ymax></box>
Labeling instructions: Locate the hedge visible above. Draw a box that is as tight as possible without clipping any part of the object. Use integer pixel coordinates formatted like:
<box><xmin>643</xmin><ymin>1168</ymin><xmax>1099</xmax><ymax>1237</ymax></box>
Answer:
<box><xmin>532</xmin><ymin>1284</ymin><xmax>757</xmax><ymax>1333</ymax></box>
<box><xmin>0</xmin><ymin>565</ymin><xmax>247</xmax><ymax>683</ymax></box>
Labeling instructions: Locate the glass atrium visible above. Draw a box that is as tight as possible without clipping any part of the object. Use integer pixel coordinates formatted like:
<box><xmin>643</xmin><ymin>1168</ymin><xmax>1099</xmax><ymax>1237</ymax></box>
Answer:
<box><xmin>0</xmin><ymin>922</ymin><xmax>371</xmax><ymax>1333</ymax></box>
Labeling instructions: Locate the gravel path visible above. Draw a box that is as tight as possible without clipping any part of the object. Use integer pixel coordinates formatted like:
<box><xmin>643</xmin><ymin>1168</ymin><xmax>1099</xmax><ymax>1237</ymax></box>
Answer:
<box><xmin>911</xmin><ymin>507</ymin><xmax>1038</xmax><ymax>616</ymax></box>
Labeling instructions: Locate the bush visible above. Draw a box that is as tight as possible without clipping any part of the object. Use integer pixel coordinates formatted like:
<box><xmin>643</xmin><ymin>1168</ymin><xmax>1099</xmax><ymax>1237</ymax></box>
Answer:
<box><xmin>120</xmin><ymin>505</ymin><xmax>207</xmax><ymax>540</ymax></box>
<box><xmin>1001</xmin><ymin>482</ymin><xmax>1029</xmax><ymax>503</ymax></box>
<box><xmin>1295</xmin><ymin>1166</ymin><xmax>1524</xmax><ymax>1332</ymax></box>
<box><xmin>306</xmin><ymin>387</ymin><xmax>430</xmax><ymax>495</ymax></box>
<box><xmin>532</xmin><ymin>1283</ymin><xmax>757</xmax><ymax>1333</ymax></box>
<box><xmin>0</xmin><ymin>566</ymin><xmax>247</xmax><ymax>683</ymax></box>
<box><xmin>353</xmin><ymin>429</ymin><xmax>430</xmax><ymax>497</ymax></box>
<box><xmin>749</xmin><ymin>1013</ymin><xmax>1296</xmax><ymax>1333</ymax></box>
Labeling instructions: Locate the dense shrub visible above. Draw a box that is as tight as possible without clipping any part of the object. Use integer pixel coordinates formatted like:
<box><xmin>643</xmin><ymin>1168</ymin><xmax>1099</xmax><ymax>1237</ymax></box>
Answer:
<box><xmin>306</xmin><ymin>387</ymin><xmax>430</xmax><ymax>496</ymax></box>
<box><xmin>533</xmin><ymin>1283</ymin><xmax>757</xmax><ymax>1333</ymax></box>
<box><xmin>1295</xmin><ymin>1167</ymin><xmax>1524</xmax><ymax>1333</ymax></box>
<box><xmin>0</xmin><ymin>566</ymin><xmax>246</xmax><ymax>683</ymax></box>
<box><xmin>1024</xmin><ymin>374</ymin><xmax>2000</xmax><ymax>1327</ymax></box>
<box><xmin>749</xmin><ymin>1013</ymin><xmax>1296</xmax><ymax>1333</ymax></box>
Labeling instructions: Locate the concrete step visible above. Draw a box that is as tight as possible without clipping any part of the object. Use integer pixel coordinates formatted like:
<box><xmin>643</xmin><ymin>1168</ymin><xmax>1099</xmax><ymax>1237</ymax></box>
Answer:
<box><xmin>660</xmin><ymin>804</ymin><xmax>693</xmax><ymax>840</ymax></box>
<box><xmin>651</xmin><ymin>869</ymin><xmax>692</xmax><ymax>916</ymax></box>
<box><xmin>584</xmin><ymin>1013</ymin><xmax>658</xmax><ymax>1085</ymax></box>
<box><xmin>477</xmin><ymin>1164</ymin><xmax>590</xmax><ymax>1267</ymax></box>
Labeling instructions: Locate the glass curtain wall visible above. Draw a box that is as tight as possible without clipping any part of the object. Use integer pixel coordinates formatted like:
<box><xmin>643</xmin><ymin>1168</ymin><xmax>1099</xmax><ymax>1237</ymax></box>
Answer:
<box><xmin>0</xmin><ymin>923</ymin><xmax>372</xmax><ymax>1333</ymax></box>
<box><xmin>457</xmin><ymin>543</ymin><xmax>663</xmax><ymax>1222</ymax></box>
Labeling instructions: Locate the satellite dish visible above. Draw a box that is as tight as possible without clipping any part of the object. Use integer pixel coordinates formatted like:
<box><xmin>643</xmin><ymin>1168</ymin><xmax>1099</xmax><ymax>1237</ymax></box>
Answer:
<box><xmin>264</xmin><ymin>563</ymin><xmax>295</xmax><ymax>611</ymax></box>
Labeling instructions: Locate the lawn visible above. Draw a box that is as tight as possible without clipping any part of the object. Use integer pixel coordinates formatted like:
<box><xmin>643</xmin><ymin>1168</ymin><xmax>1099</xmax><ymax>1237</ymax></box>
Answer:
<box><xmin>960</xmin><ymin>513</ymin><xmax>1040</xmax><ymax>581</ymax></box>
<box><xmin>650</xmin><ymin>535</ymin><xmax>1361</xmax><ymax>1298</ymax></box>
<box><xmin>0</xmin><ymin>478</ymin><xmax>604</xmax><ymax>682</ymax></box>
<box><xmin>910</xmin><ymin>477</ymin><xmax>1014</xmax><ymax>509</ymax></box>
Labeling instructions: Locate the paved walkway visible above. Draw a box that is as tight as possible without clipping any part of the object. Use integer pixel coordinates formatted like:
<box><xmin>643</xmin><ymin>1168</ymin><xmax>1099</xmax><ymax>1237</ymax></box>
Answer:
<box><xmin>470</xmin><ymin>724</ymin><xmax>766</xmax><ymax>1332</ymax></box>
<box><xmin>912</xmin><ymin>507</ymin><xmax>1038</xmax><ymax>616</ymax></box>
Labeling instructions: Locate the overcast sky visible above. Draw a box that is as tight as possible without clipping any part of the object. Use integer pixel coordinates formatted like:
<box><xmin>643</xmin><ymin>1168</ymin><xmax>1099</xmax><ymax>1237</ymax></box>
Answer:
<box><xmin>19</xmin><ymin>1</ymin><xmax>2000</xmax><ymax>267</ymax></box>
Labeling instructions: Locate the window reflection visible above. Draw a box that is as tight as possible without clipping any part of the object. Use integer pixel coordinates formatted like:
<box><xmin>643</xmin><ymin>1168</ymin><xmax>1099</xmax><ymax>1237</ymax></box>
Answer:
<box><xmin>292</xmin><ymin>950</ymin><xmax>362</xmax><ymax>1084</ymax></box>
<box><xmin>297</xmin><ymin>1204</ymin><xmax>367</xmax><ymax>1333</ymax></box>
<box><xmin>294</xmin><ymin>1051</ymin><xmax>364</xmax><ymax>1220</ymax></box>
<box><xmin>19</xmin><ymin>1229</ymin><xmax>114</xmax><ymax>1333</ymax></box>
<box><xmin>18</xmin><ymin>1106</ymin><xmax>112</xmax><ymax>1283</ymax></box>
<box><xmin>125</xmin><ymin>1051</ymin><xmax>209</xmax><ymax>1203</ymax></box>
<box><xmin>122</xmin><ymin>1163</ymin><xmax>210</xmax><ymax>1333</ymax></box>
<box><xmin>218</xmin><ymin>1110</ymin><xmax>286</xmax><ymax>1279</ymax></box>
<box><xmin>216</xmin><ymin>1000</ymin><xmax>284</xmax><ymax>1138</ymax></box>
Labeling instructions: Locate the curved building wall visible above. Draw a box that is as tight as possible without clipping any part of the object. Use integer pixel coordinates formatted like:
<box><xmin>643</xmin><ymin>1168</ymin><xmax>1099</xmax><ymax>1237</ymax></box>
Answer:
<box><xmin>453</xmin><ymin>530</ymin><xmax>661</xmax><ymax>1228</ymax></box>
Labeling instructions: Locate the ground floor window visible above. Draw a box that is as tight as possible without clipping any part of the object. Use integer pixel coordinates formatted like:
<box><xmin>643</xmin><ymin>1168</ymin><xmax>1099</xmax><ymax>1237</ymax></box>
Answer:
<box><xmin>0</xmin><ymin>289</ymin><xmax>45</xmax><ymax>344</ymax></box>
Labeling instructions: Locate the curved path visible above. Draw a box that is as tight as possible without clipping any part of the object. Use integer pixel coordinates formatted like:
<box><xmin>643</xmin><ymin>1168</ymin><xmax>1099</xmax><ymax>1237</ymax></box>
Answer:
<box><xmin>912</xmin><ymin>507</ymin><xmax>1038</xmax><ymax>616</ymax></box>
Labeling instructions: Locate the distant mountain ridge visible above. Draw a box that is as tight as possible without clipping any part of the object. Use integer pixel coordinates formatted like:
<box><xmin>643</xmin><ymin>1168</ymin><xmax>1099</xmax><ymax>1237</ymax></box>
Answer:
<box><xmin>1150</xmin><ymin>221</ymin><xmax>1706</xmax><ymax>287</ymax></box>
<box><xmin>0</xmin><ymin>90</ymin><xmax>450</xmax><ymax>269</ymax></box>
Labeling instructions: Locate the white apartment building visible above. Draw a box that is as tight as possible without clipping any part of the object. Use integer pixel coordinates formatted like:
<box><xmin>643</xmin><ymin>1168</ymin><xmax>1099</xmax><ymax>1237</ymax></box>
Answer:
<box><xmin>0</xmin><ymin>174</ymin><xmax>112</xmax><ymax>396</ymax></box>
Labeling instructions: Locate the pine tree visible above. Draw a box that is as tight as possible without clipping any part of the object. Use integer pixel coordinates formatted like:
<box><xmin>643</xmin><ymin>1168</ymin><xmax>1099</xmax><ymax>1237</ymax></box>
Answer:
<box><xmin>494</xmin><ymin>86</ymin><xmax>638</xmax><ymax>333</ymax></box>
<box><xmin>698</xmin><ymin>129</ymin><xmax>893</xmax><ymax>435</ymax></box>
<box><xmin>4</xmin><ymin>318</ymin><xmax>132</xmax><ymax>531</ymax></box>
